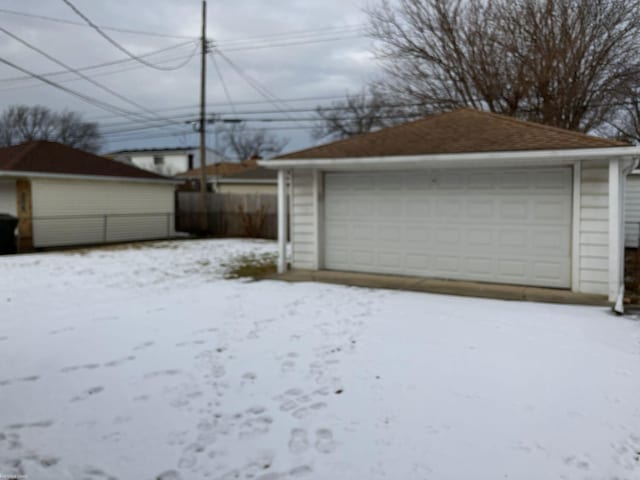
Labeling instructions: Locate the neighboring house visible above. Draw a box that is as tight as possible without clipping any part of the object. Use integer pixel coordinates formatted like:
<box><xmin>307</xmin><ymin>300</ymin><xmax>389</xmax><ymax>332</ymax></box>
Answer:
<box><xmin>262</xmin><ymin>108</ymin><xmax>640</xmax><ymax>305</ymax></box>
<box><xmin>215</xmin><ymin>167</ymin><xmax>277</xmax><ymax>195</ymax></box>
<box><xmin>0</xmin><ymin>141</ymin><xmax>179</xmax><ymax>250</ymax></box>
<box><xmin>177</xmin><ymin>159</ymin><xmax>257</xmax><ymax>192</ymax></box>
<box><xmin>106</xmin><ymin>147</ymin><xmax>220</xmax><ymax>177</ymax></box>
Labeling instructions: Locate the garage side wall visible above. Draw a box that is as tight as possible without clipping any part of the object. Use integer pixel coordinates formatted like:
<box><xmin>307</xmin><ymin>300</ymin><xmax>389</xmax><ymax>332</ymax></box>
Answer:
<box><xmin>578</xmin><ymin>160</ymin><xmax>610</xmax><ymax>295</ymax></box>
<box><xmin>30</xmin><ymin>178</ymin><xmax>176</xmax><ymax>248</ymax></box>
<box><xmin>0</xmin><ymin>179</ymin><xmax>16</xmax><ymax>215</ymax></box>
<box><xmin>624</xmin><ymin>175</ymin><xmax>640</xmax><ymax>247</ymax></box>
<box><xmin>291</xmin><ymin>170</ymin><xmax>317</xmax><ymax>269</ymax></box>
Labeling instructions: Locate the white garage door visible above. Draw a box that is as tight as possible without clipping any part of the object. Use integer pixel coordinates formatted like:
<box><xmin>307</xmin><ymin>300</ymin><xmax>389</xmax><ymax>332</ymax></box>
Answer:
<box><xmin>324</xmin><ymin>168</ymin><xmax>572</xmax><ymax>288</ymax></box>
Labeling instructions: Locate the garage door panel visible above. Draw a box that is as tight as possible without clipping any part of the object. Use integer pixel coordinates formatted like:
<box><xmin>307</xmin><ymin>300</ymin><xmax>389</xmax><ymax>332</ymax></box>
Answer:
<box><xmin>324</xmin><ymin>168</ymin><xmax>571</xmax><ymax>289</ymax></box>
<box><xmin>405</xmin><ymin>225</ymin><xmax>431</xmax><ymax>243</ymax></box>
<box><xmin>498</xmin><ymin>260</ymin><xmax>528</xmax><ymax>279</ymax></box>
<box><xmin>467</xmin><ymin>199</ymin><xmax>495</xmax><ymax>219</ymax></box>
<box><xmin>467</xmin><ymin>228</ymin><xmax>494</xmax><ymax>247</ymax></box>
<box><xmin>500</xmin><ymin>199</ymin><xmax>530</xmax><ymax>219</ymax></box>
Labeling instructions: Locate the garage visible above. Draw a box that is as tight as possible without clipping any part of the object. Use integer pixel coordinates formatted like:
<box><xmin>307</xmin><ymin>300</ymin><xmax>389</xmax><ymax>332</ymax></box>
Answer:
<box><xmin>324</xmin><ymin>168</ymin><xmax>572</xmax><ymax>288</ymax></box>
<box><xmin>263</xmin><ymin>108</ymin><xmax>640</xmax><ymax>304</ymax></box>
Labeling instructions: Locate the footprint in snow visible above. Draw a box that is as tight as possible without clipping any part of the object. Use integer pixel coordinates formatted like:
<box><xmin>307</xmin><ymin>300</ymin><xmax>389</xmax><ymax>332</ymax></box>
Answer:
<box><xmin>144</xmin><ymin>369</ymin><xmax>182</xmax><ymax>379</ymax></box>
<box><xmin>133</xmin><ymin>341</ymin><xmax>155</xmax><ymax>351</ymax></box>
<box><xmin>61</xmin><ymin>363</ymin><xmax>100</xmax><ymax>373</ymax></box>
<box><xmin>104</xmin><ymin>356</ymin><xmax>136</xmax><ymax>367</ymax></box>
<box><xmin>288</xmin><ymin>428</ymin><xmax>309</xmax><ymax>455</ymax></box>
<box><xmin>49</xmin><ymin>327</ymin><xmax>75</xmax><ymax>335</ymax></box>
<box><xmin>315</xmin><ymin>429</ymin><xmax>336</xmax><ymax>454</ymax></box>
<box><xmin>70</xmin><ymin>386</ymin><xmax>104</xmax><ymax>402</ymax></box>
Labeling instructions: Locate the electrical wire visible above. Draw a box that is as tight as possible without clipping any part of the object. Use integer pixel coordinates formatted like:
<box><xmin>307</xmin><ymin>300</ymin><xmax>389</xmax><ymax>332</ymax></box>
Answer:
<box><xmin>60</xmin><ymin>0</ymin><xmax>196</xmax><ymax>71</ymax></box>
<box><xmin>219</xmin><ymin>34</ymin><xmax>366</xmax><ymax>53</ymax></box>
<box><xmin>213</xmin><ymin>24</ymin><xmax>364</xmax><ymax>46</ymax></box>
<box><xmin>209</xmin><ymin>51</ymin><xmax>236</xmax><ymax>114</ymax></box>
<box><xmin>0</xmin><ymin>7</ymin><xmax>197</xmax><ymax>40</ymax></box>
<box><xmin>0</xmin><ymin>40</ymin><xmax>198</xmax><ymax>85</ymax></box>
<box><xmin>0</xmin><ymin>26</ymin><xmax>186</xmax><ymax>127</ymax></box>
<box><xmin>213</xmin><ymin>50</ymin><xmax>299</xmax><ymax>122</ymax></box>
<box><xmin>0</xmin><ymin>55</ymin><xmax>159</xmax><ymax>118</ymax></box>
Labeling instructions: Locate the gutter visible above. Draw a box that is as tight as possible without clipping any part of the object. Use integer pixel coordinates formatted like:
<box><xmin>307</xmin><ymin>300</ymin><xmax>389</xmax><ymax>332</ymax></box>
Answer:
<box><xmin>0</xmin><ymin>170</ymin><xmax>182</xmax><ymax>185</ymax></box>
<box><xmin>259</xmin><ymin>146</ymin><xmax>640</xmax><ymax>170</ymax></box>
<box><xmin>216</xmin><ymin>178</ymin><xmax>276</xmax><ymax>185</ymax></box>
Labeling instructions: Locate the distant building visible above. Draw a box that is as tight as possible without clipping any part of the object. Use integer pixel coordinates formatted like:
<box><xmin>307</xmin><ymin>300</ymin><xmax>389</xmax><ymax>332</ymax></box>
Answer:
<box><xmin>106</xmin><ymin>147</ymin><xmax>221</xmax><ymax>177</ymax></box>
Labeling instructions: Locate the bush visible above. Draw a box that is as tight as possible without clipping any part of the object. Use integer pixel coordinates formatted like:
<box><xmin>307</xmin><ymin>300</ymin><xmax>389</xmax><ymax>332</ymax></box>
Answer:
<box><xmin>223</xmin><ymin>252</ymin><xmax>277</xmax><ymax>279</ymax></box>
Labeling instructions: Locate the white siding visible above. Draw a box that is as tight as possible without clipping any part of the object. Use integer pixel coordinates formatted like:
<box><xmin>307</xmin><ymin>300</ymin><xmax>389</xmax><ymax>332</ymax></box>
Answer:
<box><xmin>0</xmin><ymin>179</ymin><xmax>16</xmax><ymax>216</ymax></box>
<box><xmin>578</xmin><ymin>160</ymin><xmax>609</xmax><ymax>295</ymax></box>
<box><xmin>30</xmin><ymin>178</ymin><xmax>175</xmax><ymax>248</ymax></box>
<box><xmin>291</xmin><ymin>170</ymin><xmax>316</xmax><ymax>269</ymax></box>
<box><xmin>624</xmin><ymin>174</ymin><xmax>640</xmax><ymax>247</ymax></box>
<box><xmin>289</xmin><ymin>160</ymin><xmax>613</xmax><ymax>299</ymax></box>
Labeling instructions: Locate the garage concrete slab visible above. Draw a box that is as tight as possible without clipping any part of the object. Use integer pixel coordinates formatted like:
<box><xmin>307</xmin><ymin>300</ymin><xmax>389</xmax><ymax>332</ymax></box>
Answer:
<box><xmin>267</xmin><ymin>269</ymin><xmax>611</xmax><ymax>307</ymax></box>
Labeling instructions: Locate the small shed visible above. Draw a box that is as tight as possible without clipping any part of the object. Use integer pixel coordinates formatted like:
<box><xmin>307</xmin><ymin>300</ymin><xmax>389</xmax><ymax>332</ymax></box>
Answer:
<box><xmin>0</xmin><ymin>141</ymin><xmax>179</xmax><ymax>250</ymax></box>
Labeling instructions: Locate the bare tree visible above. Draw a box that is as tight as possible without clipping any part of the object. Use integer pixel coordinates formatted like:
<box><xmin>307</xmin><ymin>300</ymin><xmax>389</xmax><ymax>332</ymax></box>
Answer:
<box><xmin>0</xmin><ymin>105</ymin><xmax>101</xmax><ymax>152</ymax></box>
<box><xmin>611</xmin><ymin>87</ymin><xmax>640</xmax><ymax>144</ymax></box>
<box><xmin>313</xmin><ymin>87</ymin><xmax>411</xmax><ymax>140</ymax></box>
<box><xmin>367</xmin><ymin>0</ymin><xmax>640</xmax><ymax>132</ymax></box>
<box><xmin>217</xmin><ymin>123</ymin><xmax>288</xmax><ymax>160</ymax></box>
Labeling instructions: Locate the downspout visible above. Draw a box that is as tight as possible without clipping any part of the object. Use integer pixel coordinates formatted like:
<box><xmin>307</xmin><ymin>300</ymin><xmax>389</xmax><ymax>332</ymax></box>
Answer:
<box><xmin>614</xmin><ymin>157</ymin><xmax>640</xmax><ymax>315</ymax></box>
<box><xmin>277</xmin><ymin>169</ymin><xmax>288</xmax><ymax>274</ymax></box>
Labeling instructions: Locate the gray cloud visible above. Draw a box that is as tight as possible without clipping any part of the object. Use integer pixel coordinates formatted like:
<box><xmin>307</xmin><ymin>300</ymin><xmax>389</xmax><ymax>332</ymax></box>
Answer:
<box><xmin>0</xmin><ymin>0</ymin><xmax>379</xmax><ymax>155</ymax></box>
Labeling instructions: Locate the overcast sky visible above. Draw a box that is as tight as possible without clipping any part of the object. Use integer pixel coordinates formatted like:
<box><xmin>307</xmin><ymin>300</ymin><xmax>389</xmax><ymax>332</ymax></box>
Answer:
<box><xmin>0</xmin><ymin>0</ymin><xmax>381</xmax><ymax>156</ymax></box>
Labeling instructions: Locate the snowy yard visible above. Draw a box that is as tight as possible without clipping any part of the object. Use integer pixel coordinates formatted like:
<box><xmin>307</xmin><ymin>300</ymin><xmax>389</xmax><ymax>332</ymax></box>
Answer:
<box><xmin>1</xmin><ymin>239</ymin><xmax>640</xmax><ymax>480</ymax></box>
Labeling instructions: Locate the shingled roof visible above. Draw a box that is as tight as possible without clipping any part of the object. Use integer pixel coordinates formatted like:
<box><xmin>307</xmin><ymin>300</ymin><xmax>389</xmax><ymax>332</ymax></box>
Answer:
<box><xmin>0</xmin><ymin>141</ymin><xmax>172</xmax><ymax>181</ymax></box>
<box><xmin>278</xmin><ymin>108</ymin><xmax>627</xmax><ymax>159</ymax></box>
<box><xmin>177</xmin><ymin>161</ymin><xmax>252</xmax><ymax>178</ymax></box>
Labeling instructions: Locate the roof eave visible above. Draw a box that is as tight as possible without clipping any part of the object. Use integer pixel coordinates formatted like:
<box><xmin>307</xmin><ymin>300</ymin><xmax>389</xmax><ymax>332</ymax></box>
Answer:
<box><xmin>0</xmin><ymin>170</ymin><xmax>182</xmax><ymax>184</ymax></box>
<box><xmin>260</xmin><ymin>146</ymin><xmax>640</xmax><ymax>170</ymax></box>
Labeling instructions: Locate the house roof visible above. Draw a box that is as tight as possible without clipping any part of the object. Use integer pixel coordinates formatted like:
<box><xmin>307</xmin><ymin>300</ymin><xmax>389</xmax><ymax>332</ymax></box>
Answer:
<box><xmin>219</xmin><ymin>166</ymin><xmax>277</xmax><ymax>182</ymax></box>
<box><xmin>0</xmin><ymin>141</ymin><xmax>172</xmax><ymax>181</ymax></box>
<box><xmin>177</xmin><ymin>162</ymin><xmax>251</xmax><ymax>178</ymax></box>
<box><xmin>277</xmin><ymin>108</ymin><xmax>628</xmax><ymax>160</ymax></box>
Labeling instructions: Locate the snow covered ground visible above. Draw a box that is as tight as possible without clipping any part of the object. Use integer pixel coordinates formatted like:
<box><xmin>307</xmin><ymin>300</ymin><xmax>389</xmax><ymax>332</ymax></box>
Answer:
<box><xmin>1</xmin><ymin>239</ymin><xmax>639</xmax><ymax>480</ymax></box>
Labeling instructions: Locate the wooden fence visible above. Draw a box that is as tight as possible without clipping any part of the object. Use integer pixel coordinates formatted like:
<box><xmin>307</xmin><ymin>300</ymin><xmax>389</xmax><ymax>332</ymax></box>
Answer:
<box><xmin>175</xmin><ymin>192</ymin><xmax>281</xmax><ymax>239</ymax></box>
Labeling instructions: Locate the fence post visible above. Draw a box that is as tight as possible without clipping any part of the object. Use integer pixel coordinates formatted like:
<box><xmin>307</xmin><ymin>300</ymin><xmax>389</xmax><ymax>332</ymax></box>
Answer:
<box><xmin>103</xmin><ymin>214</ymin><xmax>108</xmax><ymax>243</ymax></box>
<box><xmin>166</xmin><ymin>213</ymin><xmax>171</xmax><ymax>239</ymax></box>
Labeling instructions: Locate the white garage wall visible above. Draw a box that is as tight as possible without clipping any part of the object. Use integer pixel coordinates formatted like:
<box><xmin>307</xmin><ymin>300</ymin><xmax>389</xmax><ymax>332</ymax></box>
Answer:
<box><xmin>624</xmin><ymin>175</ymin><xmax>640</xmax><ymax>248</ymax></box>
<box><xmin>291</xmin><ymin>161</ymin><xmax>613</xmax><ymax>297</ymax></box>
<box><xmin>30</xmin><ymin>178</ymin><xmax>175</xmax><ymax>248</ymax></box>
<box><xmin>578</xmin><ymin>161</ymin><xmax>610</xmax><ymax>296</ymax></box>
<box><xmin>0</xmin><ymin>179</ymin><xmax>16</xmax><ymax>216</ymax></box>
<box><xmin>291</xmin><ymin>170</ymin><xmax>316</xmax><ymax>269</ymax></box>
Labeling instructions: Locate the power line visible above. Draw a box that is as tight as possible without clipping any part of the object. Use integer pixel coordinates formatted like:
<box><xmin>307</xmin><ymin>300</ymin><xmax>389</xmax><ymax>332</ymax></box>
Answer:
<box><xmin>84</xmin><ymin>94</ymin><xmax>367</xmax><ymax>122</ymax></box>
<box><xmin>218</xmin><ymin>34</ymin><xmax>365</xmax><ymax>53</ymax></box>
<box><xmin>209</xmin><ymin>51</ymin><xmax>235</xmax><ymax>113</ymax></box>
<box><xmin>0</xmin><ymin>55</ymin><xmax>161</xmax><ymax>118</ymax></box>
<box><xmin>0</xmin><ymin>51</ymin><xmax>199</xmax><ymax>94</ymax></box>
<box><xmin>60</xmin><ymin>0</ymin><xmax>195</xmax><ymax>71</ymax></box>
<box><xmin>213</xmin><ymin>24</ymin><xmax>364</xmax><ymax>46</ymax></box>
<box><xmin>0</xmin><ymin>25</ymin><xmax>180</xmax><ymax>127</ymax></box>
<box><xmin>213</xmin><ymin>50</ymin><xmax>299</xmax><ymax>122</ymax></box>
<box><xmin>0</xmin><ymin>40</ymin><xmax>197</xmax><ymax>85</ymax></box>
<box><xmin>0</xmin><ymin>7</ymin><xmax>197</xmax><ymax>40</ymax></box>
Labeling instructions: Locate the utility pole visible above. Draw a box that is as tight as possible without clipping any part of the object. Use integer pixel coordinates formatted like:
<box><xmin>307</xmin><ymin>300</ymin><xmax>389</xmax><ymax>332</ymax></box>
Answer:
<box><xmin>198</xmin><ymin>0</ymin><xmax>208</xmax><ymax>232</ymax></box>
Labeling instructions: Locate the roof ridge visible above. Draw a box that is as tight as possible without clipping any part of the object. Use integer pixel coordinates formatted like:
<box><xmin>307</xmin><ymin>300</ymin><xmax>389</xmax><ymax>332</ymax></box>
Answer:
<box><xmin>277</xmin><ymin>111</ymin><xmax>456</xmax><ymax>159</ymax></box>
<box><xmin>276</xmin><ymin>108</ymin><xmax>625</xmax><ymax>159</ymax></box>
<box><xmin>462</xmin><ymin>108</ymin><xmax>627</xmax><ymax>146</ymax></box>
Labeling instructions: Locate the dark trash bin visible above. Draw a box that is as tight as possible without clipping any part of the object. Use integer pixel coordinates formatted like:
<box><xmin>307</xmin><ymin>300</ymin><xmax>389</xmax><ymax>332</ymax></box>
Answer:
<box><xmin>0</xmin><ymin>214</ymin><xmax>18</xmax><ymax>254</ymax></box>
